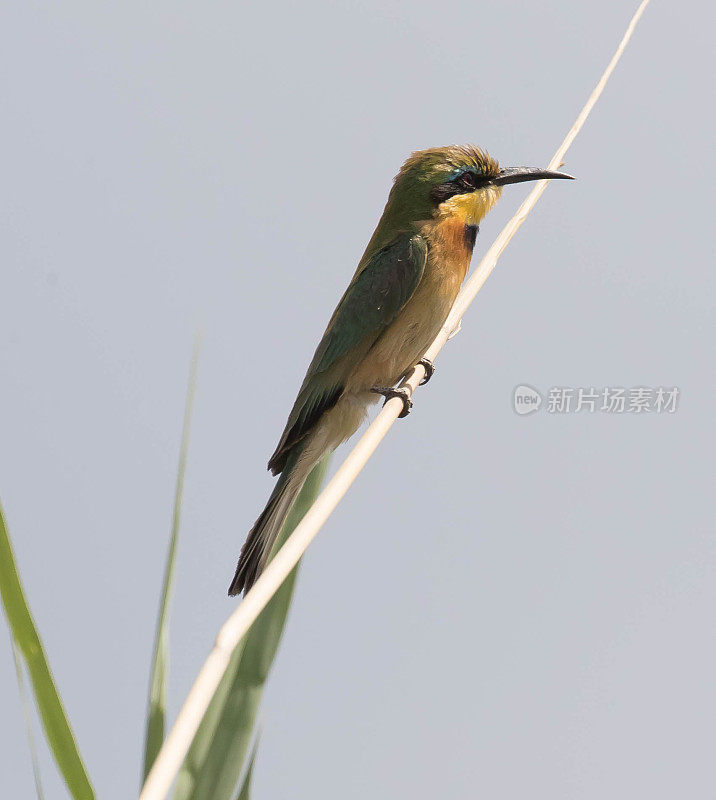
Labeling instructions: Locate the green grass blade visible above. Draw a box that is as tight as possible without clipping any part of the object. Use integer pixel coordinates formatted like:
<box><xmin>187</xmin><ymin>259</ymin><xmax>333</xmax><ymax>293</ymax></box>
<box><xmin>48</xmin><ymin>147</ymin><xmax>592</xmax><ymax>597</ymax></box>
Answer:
<box><xmin>142</xmin><ymin>337</ymin><xmax>201</xmax><ymax>782</ymax></box>
<box><xmin>0</xmin><ymin>502</ymin><xmax>95</xmax><ymax>800</ymax></box>
<box><xmin>10</xmin><ymin>635</ymin><xmax>46</xmax><ymax>800</ymax></box>
<box><xmin>173</xmin><ymin>455</ymin><xmax>330</xmax><ymax>800</ymax></box>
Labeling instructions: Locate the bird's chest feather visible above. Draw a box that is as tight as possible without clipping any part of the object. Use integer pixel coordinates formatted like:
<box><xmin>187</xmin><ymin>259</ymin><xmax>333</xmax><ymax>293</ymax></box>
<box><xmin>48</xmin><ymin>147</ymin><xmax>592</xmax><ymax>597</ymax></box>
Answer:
<box><xmin>425</xmin><ymin>216</ymin><xmax>476</xmax><ymax>285</ymax></box>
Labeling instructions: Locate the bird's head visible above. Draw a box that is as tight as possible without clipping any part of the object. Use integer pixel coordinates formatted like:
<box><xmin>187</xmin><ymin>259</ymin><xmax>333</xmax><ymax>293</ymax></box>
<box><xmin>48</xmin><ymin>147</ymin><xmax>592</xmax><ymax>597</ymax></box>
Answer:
<box><xmin>384</xmin><ymin>145</ymin><xmax>573</xmax><ymax>230</ymax></box>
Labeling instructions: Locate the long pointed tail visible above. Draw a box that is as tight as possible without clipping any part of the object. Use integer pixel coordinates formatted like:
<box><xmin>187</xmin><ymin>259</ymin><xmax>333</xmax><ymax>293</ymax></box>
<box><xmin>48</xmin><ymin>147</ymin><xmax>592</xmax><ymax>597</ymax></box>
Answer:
<box><xmin>228</xmin><ymin>448</ymin><xmax>312</xmax><ymax>596</ymax></box>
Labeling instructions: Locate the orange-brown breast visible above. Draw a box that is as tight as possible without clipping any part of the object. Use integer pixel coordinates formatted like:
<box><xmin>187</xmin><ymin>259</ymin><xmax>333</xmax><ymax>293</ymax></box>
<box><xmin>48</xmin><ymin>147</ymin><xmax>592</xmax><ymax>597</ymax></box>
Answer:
<box><xmin>426</xmin><ymin>215</ymin><xmax>475</xmax><ymax>285</ymax></box>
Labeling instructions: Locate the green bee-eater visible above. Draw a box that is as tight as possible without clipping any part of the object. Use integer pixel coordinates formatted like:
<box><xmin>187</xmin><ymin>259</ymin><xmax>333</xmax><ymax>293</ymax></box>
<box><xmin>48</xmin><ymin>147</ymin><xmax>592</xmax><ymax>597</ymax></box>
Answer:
<box><xmin>229</xmin><ymin>145</ymin><xmax>572</xmax><ymax>595</ymax></box>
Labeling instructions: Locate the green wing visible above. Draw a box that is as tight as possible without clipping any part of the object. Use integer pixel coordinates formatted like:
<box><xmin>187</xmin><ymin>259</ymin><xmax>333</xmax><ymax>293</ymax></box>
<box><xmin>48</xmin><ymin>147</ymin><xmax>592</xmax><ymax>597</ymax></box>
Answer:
<box><xmin>268</xmin><ymin>233</ymin><xmax>428</xmax><ymax>474</ymax></box>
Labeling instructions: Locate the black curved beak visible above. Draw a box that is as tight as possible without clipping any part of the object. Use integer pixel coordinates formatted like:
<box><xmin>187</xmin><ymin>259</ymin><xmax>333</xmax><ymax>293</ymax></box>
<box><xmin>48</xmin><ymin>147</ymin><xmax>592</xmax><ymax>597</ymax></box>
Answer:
<box><xmin>492</xmin><ymin>166</ymin><xmax>575</xmax><ymax>186</ymax></box>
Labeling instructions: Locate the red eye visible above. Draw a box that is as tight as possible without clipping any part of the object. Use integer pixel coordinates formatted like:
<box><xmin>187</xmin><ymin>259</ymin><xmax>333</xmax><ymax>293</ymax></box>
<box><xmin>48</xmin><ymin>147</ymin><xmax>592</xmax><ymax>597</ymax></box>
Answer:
<box><xmin>459</xmin><ymin>172</ymin><xmax>476</xmax><ymax>190</ymax></box>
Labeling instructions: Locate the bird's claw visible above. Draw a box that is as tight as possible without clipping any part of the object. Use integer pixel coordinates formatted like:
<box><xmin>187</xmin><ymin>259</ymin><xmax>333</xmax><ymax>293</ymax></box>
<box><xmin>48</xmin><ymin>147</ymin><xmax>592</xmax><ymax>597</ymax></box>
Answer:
<box><xmin>371</xmin><ymin>386</ymin><xmax>413</xmax><ymax>418</ymax></box>
<box><xmin>417</xmin><ymin>358</ymin><xmax>435</xmax><ymax>386</ymax></box>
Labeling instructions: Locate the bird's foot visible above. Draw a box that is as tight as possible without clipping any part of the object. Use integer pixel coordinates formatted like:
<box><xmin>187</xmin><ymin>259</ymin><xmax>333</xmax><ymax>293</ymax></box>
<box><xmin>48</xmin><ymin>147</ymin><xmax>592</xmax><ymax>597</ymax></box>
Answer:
<box><xmin>417</xmin><ymin>358</ymin><xmax>435</xmax><ymax>386</ymax></box>
<box><xmin>371</xmin><ymin>386</ymin><xmax>413</xmax><ymax>418</ymax></box>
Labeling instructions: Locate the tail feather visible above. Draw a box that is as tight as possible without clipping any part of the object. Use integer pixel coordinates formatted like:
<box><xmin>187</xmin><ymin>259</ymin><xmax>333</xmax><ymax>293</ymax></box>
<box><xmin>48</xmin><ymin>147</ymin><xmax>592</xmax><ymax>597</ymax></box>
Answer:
<box><xmin>228</xmin><ymin>451</ymin><xmax>308</xmax><ymax>596</ymax></box>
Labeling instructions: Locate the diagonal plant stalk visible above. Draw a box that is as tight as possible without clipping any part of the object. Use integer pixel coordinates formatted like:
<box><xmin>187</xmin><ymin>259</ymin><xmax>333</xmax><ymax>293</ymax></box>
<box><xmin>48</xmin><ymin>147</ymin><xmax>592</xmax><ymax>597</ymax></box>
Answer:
<box><xmin>142</xmin><ymin>335</ymin><xmax>201</xmax><ymax>782</ymax></box>
<box><xmin>0</xmin><ymin>502</ymin><xmax>95</xmax><ymax>800</ymax></box>
<box><xmin>139</xmin><ymin>4</ymin><xmax>652</xmax><ymax>797</ymax></box>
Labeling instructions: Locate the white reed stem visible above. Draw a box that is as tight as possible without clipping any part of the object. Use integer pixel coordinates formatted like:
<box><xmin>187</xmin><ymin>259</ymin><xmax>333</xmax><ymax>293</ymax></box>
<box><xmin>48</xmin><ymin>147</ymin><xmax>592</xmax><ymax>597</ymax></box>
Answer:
<box><xmin>139</xmin><ymin>3</ymin><xmax>651</xmax><ymax>797</ymax></box>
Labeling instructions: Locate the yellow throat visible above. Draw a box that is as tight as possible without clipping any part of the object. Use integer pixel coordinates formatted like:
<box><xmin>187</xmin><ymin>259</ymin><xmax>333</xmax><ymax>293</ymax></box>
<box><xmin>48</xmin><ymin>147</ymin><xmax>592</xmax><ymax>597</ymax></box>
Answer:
<box><xmin>438</xmin><ymin>184</ymin><xmax>503</xmax><ymax>226</ymax></box>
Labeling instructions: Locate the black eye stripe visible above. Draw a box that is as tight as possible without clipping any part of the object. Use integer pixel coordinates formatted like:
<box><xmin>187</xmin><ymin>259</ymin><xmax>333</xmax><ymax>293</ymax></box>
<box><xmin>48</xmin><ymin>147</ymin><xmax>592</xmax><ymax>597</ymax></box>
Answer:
<box><xmin>430</xmin><ymin>171</ymin><xmax>490</xmax><ymax>204</ymax></box>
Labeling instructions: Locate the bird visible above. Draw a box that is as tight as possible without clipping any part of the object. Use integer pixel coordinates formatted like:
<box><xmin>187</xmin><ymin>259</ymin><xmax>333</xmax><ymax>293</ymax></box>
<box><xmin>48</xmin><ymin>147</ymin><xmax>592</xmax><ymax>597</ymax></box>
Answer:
<box><xmin>228</xmin><ymin>145</ymin><xmax>573</xmax><ymax>596</ymax></box>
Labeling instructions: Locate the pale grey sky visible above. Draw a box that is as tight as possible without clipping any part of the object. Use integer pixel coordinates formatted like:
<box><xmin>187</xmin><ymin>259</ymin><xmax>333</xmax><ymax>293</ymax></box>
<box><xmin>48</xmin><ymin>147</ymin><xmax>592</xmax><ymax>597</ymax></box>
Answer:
<box><xmin>1</xmin><ymin>1</ymin><xmax>714</xmax><ymax>798</ymax></box>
